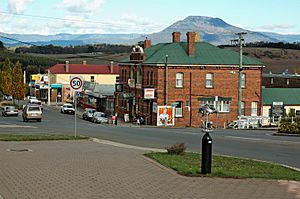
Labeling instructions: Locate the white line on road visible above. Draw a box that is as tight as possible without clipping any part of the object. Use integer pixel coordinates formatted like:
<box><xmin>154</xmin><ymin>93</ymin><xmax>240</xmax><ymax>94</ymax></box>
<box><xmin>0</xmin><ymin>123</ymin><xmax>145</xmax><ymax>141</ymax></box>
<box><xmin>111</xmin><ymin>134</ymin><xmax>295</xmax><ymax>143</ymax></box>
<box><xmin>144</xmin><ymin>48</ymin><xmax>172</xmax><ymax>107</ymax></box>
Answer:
<box><xmin>225</xmin><ymin>136</ymin><xmax>300</xmax><ymax>144</ymax></box>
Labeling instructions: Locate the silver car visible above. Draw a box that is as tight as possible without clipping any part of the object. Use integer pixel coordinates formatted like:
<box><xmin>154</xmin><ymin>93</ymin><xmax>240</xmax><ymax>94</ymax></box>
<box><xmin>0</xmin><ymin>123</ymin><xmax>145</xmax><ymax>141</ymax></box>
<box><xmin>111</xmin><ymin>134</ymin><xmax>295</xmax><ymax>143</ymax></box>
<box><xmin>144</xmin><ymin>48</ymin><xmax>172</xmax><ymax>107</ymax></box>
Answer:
<box><xmin>92</xmin><ymin>112</ymin><xmax>108</xmax><ymax>124</ymax></box>
<box><xmin>22</xmin><ymin>105</ymin><xmax>42</xmax><ymax>122</ymax></box>
<box><xmin>2</xmin><ymin>106</ymin><xmax>18</xmax><ymax>116</ymax></box>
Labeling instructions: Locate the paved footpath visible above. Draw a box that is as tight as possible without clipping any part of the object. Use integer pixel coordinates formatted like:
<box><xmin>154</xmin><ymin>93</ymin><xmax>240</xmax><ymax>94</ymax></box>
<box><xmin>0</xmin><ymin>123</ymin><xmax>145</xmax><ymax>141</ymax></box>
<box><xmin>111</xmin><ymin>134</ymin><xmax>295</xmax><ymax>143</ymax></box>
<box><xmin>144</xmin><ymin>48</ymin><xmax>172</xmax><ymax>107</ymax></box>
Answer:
<box><xmin>0</xmin><ymin>140</ymin><xmax>299</xmax><ymax>199</ymax></box>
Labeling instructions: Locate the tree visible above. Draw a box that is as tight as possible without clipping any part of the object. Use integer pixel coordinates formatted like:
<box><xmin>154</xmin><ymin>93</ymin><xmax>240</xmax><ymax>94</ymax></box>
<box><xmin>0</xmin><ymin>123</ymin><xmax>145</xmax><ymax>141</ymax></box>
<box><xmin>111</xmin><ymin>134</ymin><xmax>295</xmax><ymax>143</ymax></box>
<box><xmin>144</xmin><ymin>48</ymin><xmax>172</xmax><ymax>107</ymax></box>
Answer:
<box><xmin>12</xmin><ymin>61</ymin><xmax>26</xmax><ymax>101</ymax></box>
<box><xmin>0</xmin><ymin>41</ymin><xmax>5</xmax><ymax>50</ymax></box>
<box><xmin>0</xmin><ymin>58</ymin><xmax>13</xmax><ymax>96</ymax></box>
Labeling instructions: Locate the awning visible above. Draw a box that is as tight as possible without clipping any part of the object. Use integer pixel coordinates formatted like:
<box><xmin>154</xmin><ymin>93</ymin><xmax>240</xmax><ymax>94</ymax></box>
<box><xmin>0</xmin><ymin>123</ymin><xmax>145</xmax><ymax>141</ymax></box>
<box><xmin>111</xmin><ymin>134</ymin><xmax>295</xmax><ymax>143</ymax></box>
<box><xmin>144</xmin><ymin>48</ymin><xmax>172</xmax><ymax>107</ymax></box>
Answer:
<box><xmin>50</xmin><ymin>84</ymin><xmax>62</xmax><ymax>89</ymax></box>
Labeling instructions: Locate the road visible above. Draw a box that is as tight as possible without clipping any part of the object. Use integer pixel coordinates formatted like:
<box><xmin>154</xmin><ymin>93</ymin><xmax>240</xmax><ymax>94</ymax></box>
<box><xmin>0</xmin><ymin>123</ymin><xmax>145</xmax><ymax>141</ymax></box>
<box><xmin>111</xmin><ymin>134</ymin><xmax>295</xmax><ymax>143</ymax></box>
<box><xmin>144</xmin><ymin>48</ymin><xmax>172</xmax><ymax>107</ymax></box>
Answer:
<box><xmin>1</xmin><ymin>105</ymin><xmax>300</xmax><ymax>169</ymax></box>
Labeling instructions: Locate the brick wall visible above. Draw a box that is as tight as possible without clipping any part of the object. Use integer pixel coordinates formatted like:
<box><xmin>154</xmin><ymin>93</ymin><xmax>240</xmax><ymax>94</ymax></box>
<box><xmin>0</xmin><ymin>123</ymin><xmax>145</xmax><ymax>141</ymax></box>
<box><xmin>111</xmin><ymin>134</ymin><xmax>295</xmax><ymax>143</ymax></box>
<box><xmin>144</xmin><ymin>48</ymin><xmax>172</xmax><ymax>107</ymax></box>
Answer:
<box><xmin>117</xmin><ymin>64</ymin><xmax>262</xmax><ymax>127</ymax></box>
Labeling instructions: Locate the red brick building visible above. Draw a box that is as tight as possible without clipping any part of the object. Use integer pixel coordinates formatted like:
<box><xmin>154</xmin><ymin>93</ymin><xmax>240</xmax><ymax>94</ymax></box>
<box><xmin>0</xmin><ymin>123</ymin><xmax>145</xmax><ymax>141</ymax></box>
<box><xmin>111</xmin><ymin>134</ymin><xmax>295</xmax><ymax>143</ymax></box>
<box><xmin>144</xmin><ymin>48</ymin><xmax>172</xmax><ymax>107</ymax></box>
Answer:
<box><xmin>116</xmin><ymin>32</ymin><xmax>264</xmax><ymax>127</ymax></box>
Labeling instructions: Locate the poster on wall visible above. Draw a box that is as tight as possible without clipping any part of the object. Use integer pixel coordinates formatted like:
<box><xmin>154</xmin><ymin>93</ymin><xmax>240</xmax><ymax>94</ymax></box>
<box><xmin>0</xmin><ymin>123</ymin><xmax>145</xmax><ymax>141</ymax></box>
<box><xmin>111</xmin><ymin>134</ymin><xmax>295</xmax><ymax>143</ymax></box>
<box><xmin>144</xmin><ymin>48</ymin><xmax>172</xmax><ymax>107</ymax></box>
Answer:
<box><xmin>157</xmin><ymin>106</ymin><xmax>174</xmax><ymax>126</ymax></box>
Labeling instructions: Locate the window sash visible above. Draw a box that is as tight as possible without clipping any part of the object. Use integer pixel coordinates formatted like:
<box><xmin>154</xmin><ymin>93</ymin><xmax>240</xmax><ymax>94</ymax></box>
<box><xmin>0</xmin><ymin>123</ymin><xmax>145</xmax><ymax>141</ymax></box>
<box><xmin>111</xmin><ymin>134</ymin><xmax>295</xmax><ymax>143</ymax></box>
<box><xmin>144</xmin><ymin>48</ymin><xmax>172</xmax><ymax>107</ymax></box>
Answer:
<box><xmin>175</xmin><ymin>101</ymin><xmax>182</xmax><ymax>117</ymax></box>
<box><xmin>241</xmin><ymin>73</ymin><xmax>245</xmax><ymax>88</ymax></box>
<box><xmin>205</xmin><ymin>73</ymin><xmax>213</xmax><ymax>88</ymax></box>
<box><xmin>176</xmin><ymin>73</ymin><xmax>183</xmax><ymax>87</ymax></box>
<box><xmin>251</xmin><ymin>102</ymin><xmax>258</xmax><ymax>116</ymax></box>
<box><xmin>201</xmin><ymin>100</ymin><xmax>230</xmax><ymax>112</ymax></box>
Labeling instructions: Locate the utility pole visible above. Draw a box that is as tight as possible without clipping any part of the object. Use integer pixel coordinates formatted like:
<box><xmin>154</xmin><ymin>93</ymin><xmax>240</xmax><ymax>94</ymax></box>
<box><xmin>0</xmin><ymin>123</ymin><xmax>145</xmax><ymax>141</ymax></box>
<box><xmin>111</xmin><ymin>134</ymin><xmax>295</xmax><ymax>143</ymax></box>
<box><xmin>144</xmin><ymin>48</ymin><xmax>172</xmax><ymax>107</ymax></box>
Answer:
<box><xmin>236</xmin><ymin>32</ymin><xmax>247</xmax><ymax>118</ymax></box>
<box><xmin>47</xmin><ymin>69</ymin><xmax>51</xmax><ymax>105</ymax></box>
<box><xmin>165</xmin><ymin>55</ymin><xmax>168</xmax><ymax>105</ymax></box>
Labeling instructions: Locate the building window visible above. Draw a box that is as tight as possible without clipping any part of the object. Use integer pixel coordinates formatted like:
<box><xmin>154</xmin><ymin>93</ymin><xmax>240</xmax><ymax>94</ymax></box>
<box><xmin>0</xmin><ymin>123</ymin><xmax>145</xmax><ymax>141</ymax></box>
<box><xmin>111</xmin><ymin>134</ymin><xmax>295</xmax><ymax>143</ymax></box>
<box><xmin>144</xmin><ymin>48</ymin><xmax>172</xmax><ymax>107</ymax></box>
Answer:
<box><xmin>251</xmin><ymin>101</ymin><xmax>258</xmax><ymax>116</ymax></box>
<box><xmin>270</xmin><ymin>78</ymin><xmax>274</xmax><ymax>84</ymax></box>
<box><xmin>91</xmin><ymin>76</ymin><xmax>95</xmax><ymax>82</ymax></box>
<box><xmin>147</xmin><ymin>71</ymin><xmax>150</xmax><ymax>85</ymax></box>
<box><xmin>150</xmin><ymin>71</ymin><xmax>154</xmax><ymax>85</ymax></box>
<box><xmin>124</xmin><ymin>69</ymin><xmax>127</xmax><ymax>82</ymax></box>
<box><xmin>286</xmin><ymin>78</ymin><xmax>290</xmax><ymax>85</ymax></box>
<box><xmin>130</xmin><ymin>67</ymin><xmax>134</xmax><ymax>79</ymax></box>
<box><xmin>241</xmin><ymin>73</ymin><xmax>245</xmax><ymax>88</ymax></box>
<box><xmin>116</xmin><ymin>76</ymin><xmax>120</xmax><ymax>83</ymax></box>
<box><xmin>176</xmin><ymin>73</ymin><xmax>183</xmax><ymax>88</ymax></box>
<box><xmin>205</xmin><ymin>73</ymin><xmax>213</xmax><ymax>88</ymax></box>
<box><xmin>241</xmin><ymin>101</ymin><xmax>245</xmax><ymax>116</ymax></box>
<box><xmin>137</xmin><ymin>68</ymin><xmax>142</xmax><ymax>84</ymax></box>
<box><xmin>201</xmin><ymin>100</ymin><xmax>230</xmax><ymax>113</ymax></box>
<box><xmin>175</xmin><ymin>101</ymin><xmax>183</xmax><ymax>117</ymax></box>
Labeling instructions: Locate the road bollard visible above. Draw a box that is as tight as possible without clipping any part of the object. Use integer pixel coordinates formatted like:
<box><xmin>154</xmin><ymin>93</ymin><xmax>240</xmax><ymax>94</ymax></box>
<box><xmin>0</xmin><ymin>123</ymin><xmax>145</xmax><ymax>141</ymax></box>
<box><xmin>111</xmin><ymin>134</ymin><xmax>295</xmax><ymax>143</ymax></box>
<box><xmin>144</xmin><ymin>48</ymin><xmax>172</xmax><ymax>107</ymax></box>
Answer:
<box><xmin>201</xmin><ymin>131</ymin><xmax>212</xmax><ymax>174</ymax></box>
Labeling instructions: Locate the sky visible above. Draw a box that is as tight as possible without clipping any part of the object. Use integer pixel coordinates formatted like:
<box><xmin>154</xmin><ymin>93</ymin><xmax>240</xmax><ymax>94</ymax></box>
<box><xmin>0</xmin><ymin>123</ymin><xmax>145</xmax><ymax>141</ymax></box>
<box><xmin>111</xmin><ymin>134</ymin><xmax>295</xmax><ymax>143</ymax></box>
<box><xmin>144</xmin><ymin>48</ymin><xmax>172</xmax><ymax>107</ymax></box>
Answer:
<box><xmin>0</xmin><ymin>0</ymin><xmax>299</xmax><ymax>35</ymax></box>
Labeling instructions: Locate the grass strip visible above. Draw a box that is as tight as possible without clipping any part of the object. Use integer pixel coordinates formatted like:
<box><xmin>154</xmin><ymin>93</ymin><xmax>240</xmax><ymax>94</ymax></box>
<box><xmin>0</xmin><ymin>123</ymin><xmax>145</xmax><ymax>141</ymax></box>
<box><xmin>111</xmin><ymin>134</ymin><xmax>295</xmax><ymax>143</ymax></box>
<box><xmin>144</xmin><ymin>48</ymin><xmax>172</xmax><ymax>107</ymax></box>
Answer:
<box><xmin>0</xmin><ymin>134</ymin><xmax>88</xmax><ymax>141</ymax></box>
<box><xmin>145</xmin><ymin>152</ymin><xmax>300</xmax><ymax>181</ymax></box>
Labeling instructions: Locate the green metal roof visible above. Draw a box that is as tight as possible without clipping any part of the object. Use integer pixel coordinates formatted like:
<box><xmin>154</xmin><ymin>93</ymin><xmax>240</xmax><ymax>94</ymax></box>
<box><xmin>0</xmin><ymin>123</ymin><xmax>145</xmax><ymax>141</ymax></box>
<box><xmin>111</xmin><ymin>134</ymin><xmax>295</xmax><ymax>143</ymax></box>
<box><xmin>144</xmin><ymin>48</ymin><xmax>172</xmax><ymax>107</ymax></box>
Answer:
<box><xmin>121</xmin><ymin>42</ymin><xmax>263</xmax><ymax>65</ymax></box>
<box><xmin>262</xmin><ymin>88</ymin><xmax>300</xmax><ymax>105</ymax></box>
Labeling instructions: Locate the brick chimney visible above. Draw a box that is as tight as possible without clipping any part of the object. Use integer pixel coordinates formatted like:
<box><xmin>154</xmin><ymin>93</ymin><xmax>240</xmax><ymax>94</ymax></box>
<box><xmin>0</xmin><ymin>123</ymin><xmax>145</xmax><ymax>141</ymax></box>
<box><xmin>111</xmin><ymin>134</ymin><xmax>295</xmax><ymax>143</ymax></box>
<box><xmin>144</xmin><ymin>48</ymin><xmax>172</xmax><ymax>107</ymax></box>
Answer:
<box><xmin>186</xmin><ymin>32</ymin><xmax>196</xmax><ymax>56</ymax></box>
<box><xmin>172</xmin><ymin>32</ymin><xmax>181</xmax><ymax>42</ymax></box>
<box><xmin>144</xmin><ymin>37</ymin><xmax>151</xmax><ymax>49</ymax></box>
<box><xmin>65</xmin><ymin>61</ymin><xmax>69</xmax><ymax>73</ymax></box>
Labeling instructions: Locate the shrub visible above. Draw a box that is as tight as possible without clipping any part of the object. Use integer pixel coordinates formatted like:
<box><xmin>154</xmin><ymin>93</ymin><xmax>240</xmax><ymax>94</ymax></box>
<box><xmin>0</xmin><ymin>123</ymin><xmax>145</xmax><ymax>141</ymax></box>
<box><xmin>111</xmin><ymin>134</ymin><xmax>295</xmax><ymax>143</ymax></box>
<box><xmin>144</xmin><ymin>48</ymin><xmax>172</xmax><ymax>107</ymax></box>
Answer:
<box><xmin>278</xmin><ymin>122</ymin><xmax>300</xmax><ymax>134</ymax></box>
<box><xmin>166</xmin><ymin>143</ymin><xmax>186</xmax><ymax>155</ymax></box>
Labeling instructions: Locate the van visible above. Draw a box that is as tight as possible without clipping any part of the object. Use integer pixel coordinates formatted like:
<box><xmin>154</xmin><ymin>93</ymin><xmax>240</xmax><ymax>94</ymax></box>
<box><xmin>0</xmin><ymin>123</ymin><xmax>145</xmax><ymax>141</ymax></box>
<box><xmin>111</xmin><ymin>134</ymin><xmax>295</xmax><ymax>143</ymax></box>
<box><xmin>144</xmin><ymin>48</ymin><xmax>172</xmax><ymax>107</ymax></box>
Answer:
<box><xmin>22</xmin><ymin>105</ymin><xmax>42</xmax><ymax>122</ymax></box>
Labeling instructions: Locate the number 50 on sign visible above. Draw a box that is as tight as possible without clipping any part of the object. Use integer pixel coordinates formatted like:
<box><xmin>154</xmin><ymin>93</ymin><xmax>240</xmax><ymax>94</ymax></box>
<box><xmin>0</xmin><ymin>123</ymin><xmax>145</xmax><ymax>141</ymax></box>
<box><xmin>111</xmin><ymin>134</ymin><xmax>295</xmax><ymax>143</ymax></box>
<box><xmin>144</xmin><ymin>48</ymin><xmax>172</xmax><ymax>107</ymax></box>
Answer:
<box><xmin>70</xmin><ymin>76</ymin><xmax>83</xmax><ymax>92</ymax></box>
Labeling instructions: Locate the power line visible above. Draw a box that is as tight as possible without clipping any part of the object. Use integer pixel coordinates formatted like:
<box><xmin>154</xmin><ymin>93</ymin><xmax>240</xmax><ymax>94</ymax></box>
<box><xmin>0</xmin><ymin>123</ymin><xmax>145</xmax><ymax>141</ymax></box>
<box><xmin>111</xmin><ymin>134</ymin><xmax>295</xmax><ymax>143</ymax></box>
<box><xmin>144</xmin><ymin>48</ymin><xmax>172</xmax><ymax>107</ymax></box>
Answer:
<box><xmin>0</xmin><ymin>10</ymin><xmax>136</xmax><ymax>29</ymax></box>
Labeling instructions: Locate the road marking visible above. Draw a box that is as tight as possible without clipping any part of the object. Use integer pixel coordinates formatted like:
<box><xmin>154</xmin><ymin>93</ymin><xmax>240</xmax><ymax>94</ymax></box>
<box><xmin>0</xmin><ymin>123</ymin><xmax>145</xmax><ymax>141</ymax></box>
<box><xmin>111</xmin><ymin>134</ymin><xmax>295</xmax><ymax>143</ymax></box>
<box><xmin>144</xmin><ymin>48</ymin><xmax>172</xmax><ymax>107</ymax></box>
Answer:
<box><xmin>225</xmin><ymin>136</ymin><xmax>300</xmax><ymax>144</ymax></box>
<box><xmin>0</xmin><ymin>125</ymin><xmax>37</xmax><ymax>128</ymax></box>
<box><xmin>225</xmin><ymin>136</ymin><xmax>263</xmax><ymax>141</ymax></box>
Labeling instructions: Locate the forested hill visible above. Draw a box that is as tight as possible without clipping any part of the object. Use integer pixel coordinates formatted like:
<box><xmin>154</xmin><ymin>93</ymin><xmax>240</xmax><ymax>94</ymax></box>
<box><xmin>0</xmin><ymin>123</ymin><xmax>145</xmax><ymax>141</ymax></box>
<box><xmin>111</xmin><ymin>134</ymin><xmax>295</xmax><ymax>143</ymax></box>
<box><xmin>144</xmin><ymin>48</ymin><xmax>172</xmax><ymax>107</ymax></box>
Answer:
<box><xmin>15</xmin><ymin>44</ymin><xmax>133</xmax><ymax>54</ymax></box>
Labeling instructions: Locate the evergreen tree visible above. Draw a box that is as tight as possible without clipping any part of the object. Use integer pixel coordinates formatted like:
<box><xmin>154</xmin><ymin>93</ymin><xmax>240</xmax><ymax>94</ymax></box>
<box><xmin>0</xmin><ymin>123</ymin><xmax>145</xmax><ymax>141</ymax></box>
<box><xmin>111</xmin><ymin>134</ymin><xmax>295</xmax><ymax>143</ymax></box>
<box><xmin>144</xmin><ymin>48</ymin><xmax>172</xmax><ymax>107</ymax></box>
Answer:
<box><xmin>0</xmin><ymin>58</ymin><xmax>13</xmax><ymax>96</ymax></box>
<box><xmin>12</xmin><ymin>61</ymin><xmax>26</xmax><ymax>101</ymax></box>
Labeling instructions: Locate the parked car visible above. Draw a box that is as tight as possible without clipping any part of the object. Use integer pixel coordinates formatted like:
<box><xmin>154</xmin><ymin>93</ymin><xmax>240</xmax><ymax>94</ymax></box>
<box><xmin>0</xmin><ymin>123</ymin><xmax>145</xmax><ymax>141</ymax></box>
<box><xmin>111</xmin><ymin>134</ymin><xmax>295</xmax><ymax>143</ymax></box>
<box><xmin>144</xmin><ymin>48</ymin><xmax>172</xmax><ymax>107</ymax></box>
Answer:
<box><xmin>2</xmin><ymin>106</ymin><xmax>18</xmax><ymax>116</ymax></box>
<box><xmin>61</xmin><ymin>103</ymin><xmax>75</xmax><ymax>114</ymax></box>
<box><xmin>22</xmin><ymin>105</ymin><xmax>42</xmax><ymax>122</ymax></box>
<box><xmin>82</xmin><ymin>108</ymin><xmax>96</xmax><ymax>121</ymax></box>
<box><xmin>3</xmin><ymin>95</ymin><xmax>13</xmax><ymax>101</ymax></box>
<box><xmin>28</xmin><ymin>99</ymin><xmax>43</xmax><ymax>111</ymax></box>
<box><xmin>92</xmin><ymin>112</ymin><xmax>108</xmax><ymax>124</ymax></box>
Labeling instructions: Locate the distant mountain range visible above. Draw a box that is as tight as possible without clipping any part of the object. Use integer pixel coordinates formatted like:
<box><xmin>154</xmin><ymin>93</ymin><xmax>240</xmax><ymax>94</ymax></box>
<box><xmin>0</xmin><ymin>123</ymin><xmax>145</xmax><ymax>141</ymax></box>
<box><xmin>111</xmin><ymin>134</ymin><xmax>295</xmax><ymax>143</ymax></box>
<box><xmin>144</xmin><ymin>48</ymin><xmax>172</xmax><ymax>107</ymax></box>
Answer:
<box><xmin>1</xmin><ymin>16</ymin><xmax>300</xmax><ymax>46</ymax></box>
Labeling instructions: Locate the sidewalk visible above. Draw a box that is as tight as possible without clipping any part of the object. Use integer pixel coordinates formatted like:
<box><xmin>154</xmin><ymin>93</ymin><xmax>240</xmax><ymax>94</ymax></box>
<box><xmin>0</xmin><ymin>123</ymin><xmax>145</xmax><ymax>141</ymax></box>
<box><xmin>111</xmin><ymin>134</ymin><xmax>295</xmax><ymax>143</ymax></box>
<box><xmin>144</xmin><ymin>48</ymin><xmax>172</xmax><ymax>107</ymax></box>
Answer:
<box><xmin>0</xmin><ymin>140</ymin><xmax>299</xmax><ymax>199</ymax></box>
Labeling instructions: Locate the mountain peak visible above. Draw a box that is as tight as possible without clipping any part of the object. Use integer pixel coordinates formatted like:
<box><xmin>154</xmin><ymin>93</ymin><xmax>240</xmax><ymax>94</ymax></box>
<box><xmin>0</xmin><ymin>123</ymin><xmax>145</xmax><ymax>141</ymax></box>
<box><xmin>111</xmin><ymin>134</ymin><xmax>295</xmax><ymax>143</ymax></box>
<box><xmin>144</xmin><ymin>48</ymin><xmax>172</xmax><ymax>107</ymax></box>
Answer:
<box><xmin>183</xmin><ymin>16</ymin><xmax>231</xmax><ymax>28</ymax></box>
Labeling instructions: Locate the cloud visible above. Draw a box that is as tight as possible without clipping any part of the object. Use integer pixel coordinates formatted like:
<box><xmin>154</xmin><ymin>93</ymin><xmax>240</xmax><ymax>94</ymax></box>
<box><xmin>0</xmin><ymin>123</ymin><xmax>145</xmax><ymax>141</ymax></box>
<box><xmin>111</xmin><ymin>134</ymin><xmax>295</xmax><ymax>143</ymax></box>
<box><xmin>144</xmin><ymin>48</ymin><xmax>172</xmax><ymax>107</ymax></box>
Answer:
<box><xmin>7</xmin><ymin>0</ymin><xmax>32</xmax><ymax>14</ymax></box>
<box><xmin>57</xmin><ymin>0</ymin><xmax>104</xmax><ymax>14</ymax></box>
<box><xmin>246</xmin><ymin>24</ymin><xmax>298</xmax><ymax>34</ymax></box>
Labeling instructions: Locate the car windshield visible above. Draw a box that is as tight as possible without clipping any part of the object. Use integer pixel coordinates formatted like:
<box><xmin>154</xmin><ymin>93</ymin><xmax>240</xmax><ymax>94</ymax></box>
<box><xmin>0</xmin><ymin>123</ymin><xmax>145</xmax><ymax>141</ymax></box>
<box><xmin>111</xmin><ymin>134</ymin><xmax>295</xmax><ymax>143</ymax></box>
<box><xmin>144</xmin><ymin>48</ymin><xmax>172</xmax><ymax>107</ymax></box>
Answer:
<box><xmin>65</xmin><ymin>105</ymin><xmax>73</xmax><ymax>108</ymax></box>
<box><xmin>28</xmin><ymin>106</ymin><xmax>40</xmax><ymax>111</ymax></box>
<box><xmin>88</xmin><ymin>109</ymin><xmax>96</xmax><ymax>113</ymax></box>
<box><xmin>94</xmin><ymin>112</ymin><xmax>106</xmax><ymax>117</ymax></box>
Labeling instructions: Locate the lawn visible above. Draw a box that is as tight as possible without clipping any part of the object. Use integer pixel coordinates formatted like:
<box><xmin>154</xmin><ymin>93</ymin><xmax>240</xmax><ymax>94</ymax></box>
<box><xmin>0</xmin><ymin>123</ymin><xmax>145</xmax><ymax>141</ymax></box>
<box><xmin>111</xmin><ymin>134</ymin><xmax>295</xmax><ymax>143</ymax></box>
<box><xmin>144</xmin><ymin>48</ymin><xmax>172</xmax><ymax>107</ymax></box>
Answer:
<box><xmin>146</xmin><ymin>152</ymin><xmax>300</xmax><ymax>181</ymax></box>
<box><xmin>0</xmin><ymin>134</ymin><xmax>88</xmax><ymax>141</ymax></box>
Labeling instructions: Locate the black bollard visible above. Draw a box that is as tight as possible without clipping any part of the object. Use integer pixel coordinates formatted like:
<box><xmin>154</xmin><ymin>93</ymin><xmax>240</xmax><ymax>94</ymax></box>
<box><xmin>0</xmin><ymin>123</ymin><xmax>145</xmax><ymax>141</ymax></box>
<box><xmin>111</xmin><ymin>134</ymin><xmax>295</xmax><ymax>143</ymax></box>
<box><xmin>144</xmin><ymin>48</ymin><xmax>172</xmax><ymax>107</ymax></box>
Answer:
<box><xmin>201</xmin><ymin>132</ymin><xmax>212</xmax><ymax>174</ymax></box>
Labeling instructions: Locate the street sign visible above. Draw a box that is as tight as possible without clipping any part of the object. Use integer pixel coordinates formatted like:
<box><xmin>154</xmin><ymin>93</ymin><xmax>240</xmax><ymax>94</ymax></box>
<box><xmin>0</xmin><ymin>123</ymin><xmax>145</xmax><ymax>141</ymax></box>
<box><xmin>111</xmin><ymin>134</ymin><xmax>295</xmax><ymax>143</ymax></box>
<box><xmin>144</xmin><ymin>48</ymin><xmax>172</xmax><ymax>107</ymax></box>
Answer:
<box><xmin>70</xmin><ymin>76</ymin><xmax>83</xmax><ymax>92</ymax></box>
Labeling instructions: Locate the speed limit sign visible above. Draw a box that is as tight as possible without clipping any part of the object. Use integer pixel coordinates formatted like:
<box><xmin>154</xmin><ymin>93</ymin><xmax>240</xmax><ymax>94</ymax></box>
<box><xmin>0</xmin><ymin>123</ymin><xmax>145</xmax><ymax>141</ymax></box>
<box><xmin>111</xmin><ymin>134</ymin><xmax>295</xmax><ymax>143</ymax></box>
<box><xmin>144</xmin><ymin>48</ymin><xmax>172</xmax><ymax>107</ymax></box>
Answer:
<box><xmin>70</xmin><ymin>76</ymin><xmax>83</xmax><ymax>91</ymax></box>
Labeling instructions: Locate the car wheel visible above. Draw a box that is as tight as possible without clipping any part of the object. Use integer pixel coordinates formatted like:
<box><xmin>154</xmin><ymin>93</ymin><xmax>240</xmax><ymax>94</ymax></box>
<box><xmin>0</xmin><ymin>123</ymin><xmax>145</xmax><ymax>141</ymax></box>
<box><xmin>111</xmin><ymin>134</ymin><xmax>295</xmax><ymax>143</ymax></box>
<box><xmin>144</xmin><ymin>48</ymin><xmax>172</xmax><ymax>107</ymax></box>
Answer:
<box><xmin>37</xmin><ymin>119</ymin><xmax>41</xmax><ymax>122</ymax></box>
<box><xmin>61</xmin><ymin>110</ymin><xmax>63</xmax><ymax>113</ymax></box>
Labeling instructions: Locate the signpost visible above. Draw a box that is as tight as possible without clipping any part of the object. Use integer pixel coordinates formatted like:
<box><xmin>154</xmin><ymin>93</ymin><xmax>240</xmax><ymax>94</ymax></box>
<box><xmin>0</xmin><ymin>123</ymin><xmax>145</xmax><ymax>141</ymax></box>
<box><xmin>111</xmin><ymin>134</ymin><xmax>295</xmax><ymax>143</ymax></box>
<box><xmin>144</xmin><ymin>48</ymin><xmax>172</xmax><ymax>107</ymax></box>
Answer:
<box><xmin>70</xmin><ymin>76</ymin><xmax>83</xmax><ymax>137</ymax></box>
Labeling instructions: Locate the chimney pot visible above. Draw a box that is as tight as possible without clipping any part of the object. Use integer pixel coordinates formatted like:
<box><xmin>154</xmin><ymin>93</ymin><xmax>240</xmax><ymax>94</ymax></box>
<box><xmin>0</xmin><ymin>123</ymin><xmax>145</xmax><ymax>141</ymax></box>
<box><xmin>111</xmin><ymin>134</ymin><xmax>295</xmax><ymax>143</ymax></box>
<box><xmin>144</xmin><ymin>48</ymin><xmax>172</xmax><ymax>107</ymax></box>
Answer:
<box><xmin>186</xmin><ymin>32</ymin><xmax>196</xmax><ymax>56</ymax></box>
<box><xmin>172</xmin><ymin>32</ymin><xmax>181</xmax><ymax>42</ymax></box>
<box><xmin>65</xmin><ymin>61</ymin><xmax>69</xmax><ymax>73</ymax></box>
<box><xmin>110</xmin><ymin>61</ymin><xmax>114</xmax><ymax>73</ymax></box>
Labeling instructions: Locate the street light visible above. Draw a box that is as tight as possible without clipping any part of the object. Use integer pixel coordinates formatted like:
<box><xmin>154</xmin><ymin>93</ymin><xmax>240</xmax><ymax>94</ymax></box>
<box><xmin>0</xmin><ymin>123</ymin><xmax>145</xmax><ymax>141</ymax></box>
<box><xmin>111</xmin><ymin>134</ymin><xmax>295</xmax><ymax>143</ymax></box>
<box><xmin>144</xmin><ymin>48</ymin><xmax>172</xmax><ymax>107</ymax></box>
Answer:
<box><xmin>235</xmin><ymin>32</ymin><xmax>247</xmax><ymax>118</ymax></box>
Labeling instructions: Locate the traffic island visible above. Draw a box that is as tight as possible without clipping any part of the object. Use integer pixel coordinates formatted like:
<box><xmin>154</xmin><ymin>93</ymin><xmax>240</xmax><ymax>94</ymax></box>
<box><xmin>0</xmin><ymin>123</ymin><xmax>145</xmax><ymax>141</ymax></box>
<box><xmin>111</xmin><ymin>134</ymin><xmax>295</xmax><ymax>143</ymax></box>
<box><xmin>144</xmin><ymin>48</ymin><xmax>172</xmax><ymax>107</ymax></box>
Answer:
<box><xmin>145</xmin><ymin>152</ymin><xmax>300</xmax><ymax>181</ymax></box>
